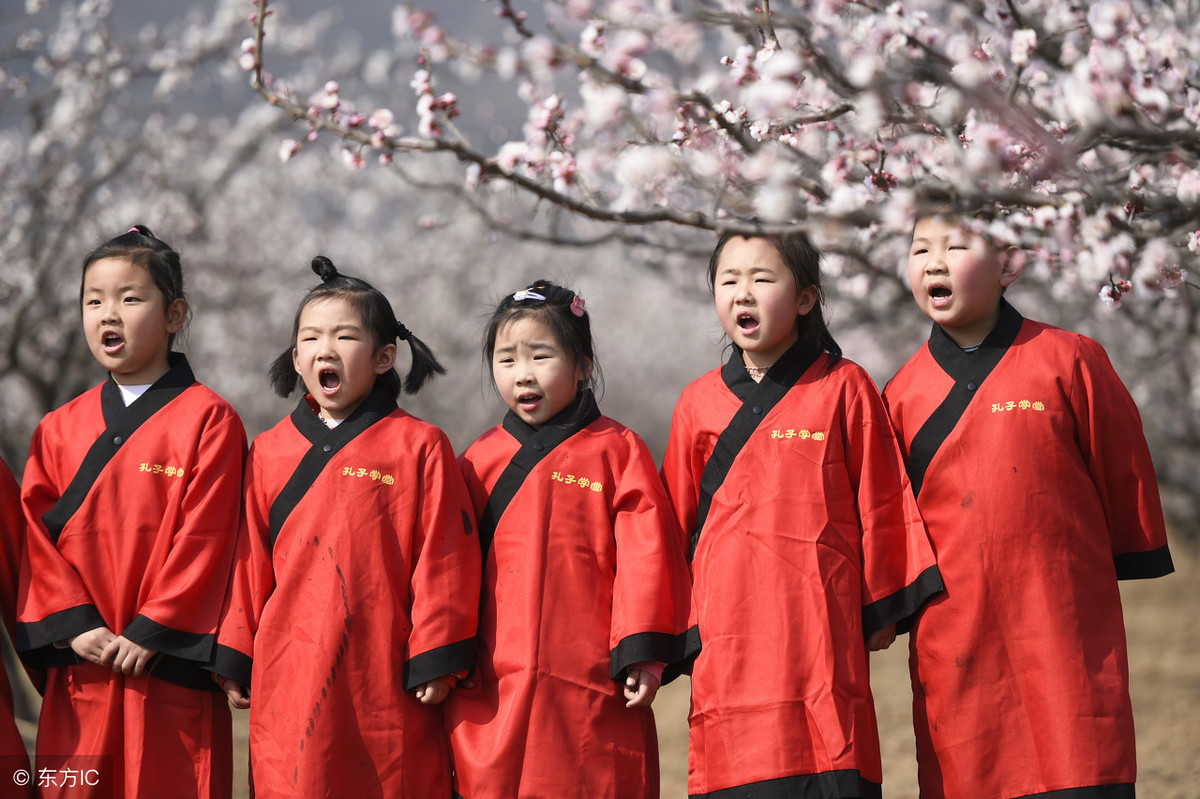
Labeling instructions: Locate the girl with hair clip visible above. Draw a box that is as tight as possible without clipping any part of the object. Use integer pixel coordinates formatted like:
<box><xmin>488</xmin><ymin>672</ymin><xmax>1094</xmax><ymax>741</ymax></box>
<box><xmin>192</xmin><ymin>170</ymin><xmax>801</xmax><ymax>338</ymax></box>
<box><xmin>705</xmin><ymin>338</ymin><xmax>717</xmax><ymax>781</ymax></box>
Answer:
<box><xmin>446</xmin><ymin>280</ymin><xmax>692</xmax><ymax>799</ymax></box>
<box><xmin>661</xmin><ymin>234</ymin><xmax>944</xmax><ymax>799</ymax></box>
<box><xmin>16</xmin><ymin>225</ymin><xmax>247</xmax><ymax>799</ymax></box>
<box><xmin>213</xmin><ymin>256</ymin><xmax>481</xmax><ymax>799</ymax></box>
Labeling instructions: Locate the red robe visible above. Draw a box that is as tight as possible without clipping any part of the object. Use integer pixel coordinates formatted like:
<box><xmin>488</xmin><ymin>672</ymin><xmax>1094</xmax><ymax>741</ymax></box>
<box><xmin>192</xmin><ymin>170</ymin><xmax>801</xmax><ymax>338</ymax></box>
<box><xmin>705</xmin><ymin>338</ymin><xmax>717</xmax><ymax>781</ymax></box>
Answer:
<box><xmin>662</xmin><ymin>340</ymin><xmax>942</xmax><ymax>799</ymax></box>
<box><xmin>16</xmin><ymin>355</ymin><xmax>246</xmax><ymax>799</ymax></box>
<box><xmin>217</xmin><ymin>390</ymin><xmax>481</xmax><ymax>799</ymax></box>
<box><xmin>447</xmin><ymin>394</ymin><xmax>692</xmax><ymax>799</ymax></box>
<box><xmin>882</xmin><ymin>301</ymin><xmax>1173</xmax><ymax>799</ymax></box>
<box><xmin>0</xmin><ymin>457</ymin><xmax>33</xmax><ymax>798</ymax></box>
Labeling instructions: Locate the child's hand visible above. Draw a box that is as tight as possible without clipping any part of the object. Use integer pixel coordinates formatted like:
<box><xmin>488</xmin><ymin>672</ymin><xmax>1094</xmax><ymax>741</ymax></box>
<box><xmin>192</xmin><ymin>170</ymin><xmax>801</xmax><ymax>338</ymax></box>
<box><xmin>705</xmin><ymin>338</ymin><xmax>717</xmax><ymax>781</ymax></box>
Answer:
<box><xmin>220</xmin><ymin>678</ymin><xmax>251</xmax><ymax>709</ymax></box>
<box><xmin>867</xmin><ymin>624</ymin><xmax>897</xmax><ymax>652</ymax></box>
<box><xmin>415</xmin><ymin>679</ymin><xmax>451</xmax><ymax>706</ymax></box>
<box><xmin>65</xmin><ymin>627</ymin><xmax>116</xmax><ymax>666</ymax></box>
<box><xmin>624</xmin><ymin>667</ymin><xmax>660</xmax><ymax>708</ymax></box>
<box><xmin>99</xmin><ymin>636</ymin><xmax>158</xmax><ymax>676</ymax></box>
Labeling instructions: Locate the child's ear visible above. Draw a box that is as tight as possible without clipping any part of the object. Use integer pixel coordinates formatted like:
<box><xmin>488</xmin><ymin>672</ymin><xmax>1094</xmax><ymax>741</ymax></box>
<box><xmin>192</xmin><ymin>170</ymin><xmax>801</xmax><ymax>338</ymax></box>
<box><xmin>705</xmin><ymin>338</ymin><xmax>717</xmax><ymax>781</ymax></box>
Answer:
<box><xmin>575</xmin><ymin>357</ymin><xmax>594</xmax><ymax>385</ymax></box>
<box><xmin>999</xmin><ymin>247</ymin><xmax>1026</xmax><ymax>288</ymax></box>
<box><xmin>795</xmin><ymin>286</ymin><xmax>818</xmax><ymax>317</ymax></box>
<box><xmin>374</xmin><ymin>343</ymin><xmax>398</xmax><ymax>375</ymax></box>
<box><xmin>165</xmin><ymin>299</ymin><xmax>188</xmax><ymax>334</ymax></box>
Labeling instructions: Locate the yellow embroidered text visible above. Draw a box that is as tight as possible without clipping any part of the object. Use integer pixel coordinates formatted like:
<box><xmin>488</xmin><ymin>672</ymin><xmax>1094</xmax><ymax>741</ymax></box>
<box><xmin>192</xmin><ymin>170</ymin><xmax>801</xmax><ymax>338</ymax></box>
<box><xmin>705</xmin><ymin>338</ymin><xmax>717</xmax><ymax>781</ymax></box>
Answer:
<box><xmin>990</xmin><ymin>400</ymin><xmax>1046</xmax><ymax>413</ymax></box>
<box><xmin>139</xmin><ymin>463</ymin><xmax>184</xmax><ymax>477</ymax></box>
<box><xmin>341</xmin><ymin>465</ymin><xmax>395</xmax><ymax>485</ymax></box>
<box><xmin>769</xmin><ymin>429</ymin><xmax>826</xmax><ymax>441</ymax></box>
<box><xmin>550</xmin><ymin>471</ymin><xmax>604</xmax><ymax>493</ymax></box>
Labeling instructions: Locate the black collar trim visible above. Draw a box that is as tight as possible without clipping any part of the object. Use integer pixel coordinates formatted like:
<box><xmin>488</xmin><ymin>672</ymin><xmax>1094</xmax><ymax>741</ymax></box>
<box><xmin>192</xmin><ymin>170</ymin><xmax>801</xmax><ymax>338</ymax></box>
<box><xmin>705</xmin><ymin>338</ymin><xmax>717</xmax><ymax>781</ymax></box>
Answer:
<box><xmin>267</xmin><ymin>387</ymin><xmax>398</xmax><ymax>548</ymax></box>
<box><xmin>43</xmin><ymin>353</ymin><xmax>195</xmax><ymax>543</ymax></box>
<box><xmin>689</xmin><ymin>338</ymin><xmax>823</xmax><ymax>559</ymax></box>
<box><xmin>479</xmin><ymin>391</ymin><xmax>602</xmax><ymax>559</ymax></box>
<box><xmin>905</xmin><ymin>300</ymin><xmax>1024</xmax><ymax>498</ymax></box>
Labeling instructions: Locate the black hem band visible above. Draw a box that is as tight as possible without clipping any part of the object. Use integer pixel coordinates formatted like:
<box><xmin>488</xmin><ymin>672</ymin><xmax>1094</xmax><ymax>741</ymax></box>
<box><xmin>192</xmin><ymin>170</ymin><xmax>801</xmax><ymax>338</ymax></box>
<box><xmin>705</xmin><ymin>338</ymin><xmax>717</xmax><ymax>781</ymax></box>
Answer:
<box><xmin>609</xmin><ymin>631</ymin><xmax>688</xmax><ymax>680</ymax></box>
<box><xmin>208</xmin><ymin>644</ymin><xmax>253</xmax><ymax>690</ymax></box>
<box><xmin>661</xmin><ymin>625</ymin><xmax>701</xmax><ymax>685</ymax></box>
<box><xmin>691</xmin><ymin>769</ymin><xmax>880</xmax><ymax>799</ymax></box>
<box><xmin>862</xmin><ymin>565</ymin><xmax>946</xmax><ymax>636</ymax></box>
<box><xmin>1114</xmin><ymin>544</ymin><xmax>1173</xmax><ymax>580</ymax></box>
<box><xmin>122</xmin><ymin>614</ymin><xmax>214</xmax><ymax>662</ymax></box>
<box><xmin>15</xmin><ymin>605</ymin><xmax>106</xmax><ymax>653</ymax></box>
<box><xmin>404</xmin><ymin>637</ymin><xmax>477</xmax><ymax>690</ymax></box>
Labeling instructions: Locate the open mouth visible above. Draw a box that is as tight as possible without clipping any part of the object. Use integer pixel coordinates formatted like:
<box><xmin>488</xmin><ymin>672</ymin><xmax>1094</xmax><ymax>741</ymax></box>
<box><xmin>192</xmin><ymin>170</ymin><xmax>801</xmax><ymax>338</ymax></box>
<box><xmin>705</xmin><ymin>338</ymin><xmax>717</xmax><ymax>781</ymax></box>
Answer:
<box><xmin>736</xmin><ymin>312</ymin><xmax>759</xmax><ymax>333</ymax></box>
<box><xmin>101</xmin><ymin>331</ymin><xmax>124</xmax><ymax>354</ymax></box>
<box><xmin>319</xmin><ymin>368</ymin><xmax>342</xmax><ymax>394</ymax></box>
<box><xmin>517</xmin><ymin>391</ymin><xmax>542</xmax><ymax>411</ymax></box>
<box><xmin>929</xmin><ymin>285</ymin><xmax>952</xmax><ymax>306</ymax></box>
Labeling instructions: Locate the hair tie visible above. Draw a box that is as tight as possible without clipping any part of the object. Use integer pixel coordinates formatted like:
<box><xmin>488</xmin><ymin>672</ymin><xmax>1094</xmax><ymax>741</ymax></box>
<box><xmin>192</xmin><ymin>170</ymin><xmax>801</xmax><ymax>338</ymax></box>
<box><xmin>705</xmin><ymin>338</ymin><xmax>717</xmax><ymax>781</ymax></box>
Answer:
<box><xmin>513</xmin><ymin>289</ymin><xmax>547</xmax><ymax>302</ymax></box>
<box><xmin>127</xmin><ymin>227</ymin><xmax>140</xmax><ymax>234</ymax></box>
<box><xmin>570</xmin><ymin>294</ymin><xmax>586</xmax><ymax>317</ymax></box>
<box><xmin>396</xmin><ymin>322</ymin><xmax>411</xmax><ymax>341</ymax></box>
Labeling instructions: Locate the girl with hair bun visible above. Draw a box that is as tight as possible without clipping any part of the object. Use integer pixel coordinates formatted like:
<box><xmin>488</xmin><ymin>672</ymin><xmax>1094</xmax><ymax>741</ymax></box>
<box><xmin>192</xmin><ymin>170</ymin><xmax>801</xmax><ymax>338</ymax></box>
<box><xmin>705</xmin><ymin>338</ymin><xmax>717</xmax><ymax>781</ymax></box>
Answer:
<box><xmin>17</xmin><ymin>225</ymin><xmax>247</xmax><ymax>798</ymax></box>
<box><xmin>214</xmin><ymin>256</ymin><xmax>481</xmax><ymax>798</ymax></box>
<box><xmin>446</xmin><ymin>279</ymin><xmax>692</xmax><ymax>798</ymax></box>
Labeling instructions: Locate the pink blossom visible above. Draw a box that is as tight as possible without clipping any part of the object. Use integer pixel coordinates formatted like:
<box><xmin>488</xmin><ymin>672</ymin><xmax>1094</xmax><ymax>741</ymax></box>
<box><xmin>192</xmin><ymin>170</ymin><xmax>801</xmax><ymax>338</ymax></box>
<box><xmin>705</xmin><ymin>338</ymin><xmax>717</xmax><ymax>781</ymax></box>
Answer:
<box><xmin>551</xmin><ymin>153</ymin><xmax>578</xmax><ymax>193</ymax></box>
<box><xmin>580</xmin><ymin>22</ymin><xmax>605</xmax><ymax>58</ymax></box>
<box><xmin>368</xmin><ymin>108</ymin><xmax>394</xmax><ymax>130</ymax></box>
<box><xmin>495</xmin><ymin>141</ymin><xmax>529</xmax><ymax>172</ymax></box>
<box><xmin>1175</xmin><ymin>170</ymin><xmax>1200</xmax><ymax>205</ymax></box>
<box><xmin>1011</xmin><ymin>29</ymin><xmax>1037</xmax><ymax>66</ymax></box>
<box><xmin>278</xmin><ymin>139</ymin><xmax>301</xmax><ymax>162</ymax></box>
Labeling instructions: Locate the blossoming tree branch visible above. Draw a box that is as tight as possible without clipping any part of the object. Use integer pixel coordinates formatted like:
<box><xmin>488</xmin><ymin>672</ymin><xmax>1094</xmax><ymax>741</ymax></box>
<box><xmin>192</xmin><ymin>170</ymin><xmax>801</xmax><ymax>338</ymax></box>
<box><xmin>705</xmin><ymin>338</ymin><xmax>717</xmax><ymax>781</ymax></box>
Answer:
<box><xmin>243</xmin><ymin>0</ymin><xmax>1199</xmax><ymax>306</ymax></box>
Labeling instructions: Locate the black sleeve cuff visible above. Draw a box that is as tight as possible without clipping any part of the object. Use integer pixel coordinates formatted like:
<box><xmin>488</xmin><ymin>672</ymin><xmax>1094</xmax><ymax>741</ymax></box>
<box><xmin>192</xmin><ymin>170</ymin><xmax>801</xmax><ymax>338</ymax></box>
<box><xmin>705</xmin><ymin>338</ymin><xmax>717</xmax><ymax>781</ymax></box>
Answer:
<box><xmin>15</xmin><ymin>605</ymin><xmax>106</xmax><ymax>653</ymax></box>
<box><xmin>609</xmin><ymin>631</ymin><xmax>690</xmax><ymax>680</ymax></box>
<box><xmin>404</xmin><ymin>637</ymin><xmax>477</xmax><ymax>690</ymax></box>
<box><xmin>1114</xmin><ymin>545</ymin><xmax>1174</xmax><ymax>580</ymax></box>
<box><xmin>208</xmin><ymin>644</ymin><xmax>253</xmax><ymax>689</ymax></box>
<box><xmin>862</xmin><ymin>565</ymin><xmax>946</xmax><ymax>637</ymax></box>
<box><xmin>122</xmin><ymin>614</ymin><xmax>214</xmax><ymax>663</ymax></box>
<box><xmin>660</xmin><ymin>625</ymin><xmax>701</xmax><ymax>686</ymax></box>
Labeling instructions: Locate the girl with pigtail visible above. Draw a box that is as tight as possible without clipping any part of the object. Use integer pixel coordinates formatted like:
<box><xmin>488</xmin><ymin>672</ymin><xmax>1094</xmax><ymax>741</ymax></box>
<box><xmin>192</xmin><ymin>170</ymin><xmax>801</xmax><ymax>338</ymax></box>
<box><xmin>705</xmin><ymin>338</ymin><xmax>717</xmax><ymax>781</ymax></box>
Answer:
<box><xmin>445</xmin><ymin>279</ymin><xmax>692</xmax><ymax>798</ymax></box>
<box><xmin>213</xmin><ymin>256</ymin><xmax>481</xmax><ymax>798</ymax></box>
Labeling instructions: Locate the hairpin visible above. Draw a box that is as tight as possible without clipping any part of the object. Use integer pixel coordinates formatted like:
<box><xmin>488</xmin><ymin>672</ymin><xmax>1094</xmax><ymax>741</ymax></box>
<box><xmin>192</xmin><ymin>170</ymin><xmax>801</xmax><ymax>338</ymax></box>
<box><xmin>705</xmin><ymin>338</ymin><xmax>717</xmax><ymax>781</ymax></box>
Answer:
<box><xmin>570</xmin><ymin>294</ymin><xmax>586</xmax><ymax>317</ymax></box>
<box><xmin>513</xmin><ymin>289</ymin><xmax>547</xmax><ymax>302</ymax></box>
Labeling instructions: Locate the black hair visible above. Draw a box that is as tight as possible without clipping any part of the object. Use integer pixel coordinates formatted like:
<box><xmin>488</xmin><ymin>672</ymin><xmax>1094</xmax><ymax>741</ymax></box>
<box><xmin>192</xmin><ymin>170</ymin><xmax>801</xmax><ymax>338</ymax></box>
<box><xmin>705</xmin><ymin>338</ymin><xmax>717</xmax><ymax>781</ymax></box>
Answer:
<box><xmin>483</xmin><ymin>278</ymin><xmax>602</xmax><ymax>397</ymax></box>
<box><xmin>81</xmin><ymin>224</ymin><xmax>189</xmax><ymax>347</ymax></box>
<box><xmin>268</xmin><ymin>255</ymin><xmax>445</xmax><ymax>399</ymax></box>
<box><xmin>706</xmin><ymin>232</ymin><xmax>842</xmax><ymax>361</ymax></box>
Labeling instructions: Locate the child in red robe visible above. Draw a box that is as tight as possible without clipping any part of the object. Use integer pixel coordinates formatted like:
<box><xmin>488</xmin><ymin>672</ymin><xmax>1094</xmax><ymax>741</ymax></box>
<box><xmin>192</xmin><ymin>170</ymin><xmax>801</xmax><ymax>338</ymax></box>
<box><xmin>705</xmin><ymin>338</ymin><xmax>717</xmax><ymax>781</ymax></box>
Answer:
<box><xmin>214</xmin><ymin>256</ymin><xmax>481</xmax><ymax>798</ymax></box>
<box><xmin>446</xmin><ymin>280</ymin><xmax>692</xmax><ymax>798</ymax></box>
<box><xmin>883</xmin><ymin>205</ymin><xmax>1173</xmax><ymax>799</ymax></box>
<box><xmin>662</xmin><ymin>234</ymin><xmax>943</xmax><ymax>798</ymax></box>
<box><xmin>0</xmin><ymin>458</ymin><xmax>32</xmax><ymax>799</ymax></box>
<box><xmin>17</xmin><ymin>226</ymin><xmax>247</xmax><ymax>798</ymax></box>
